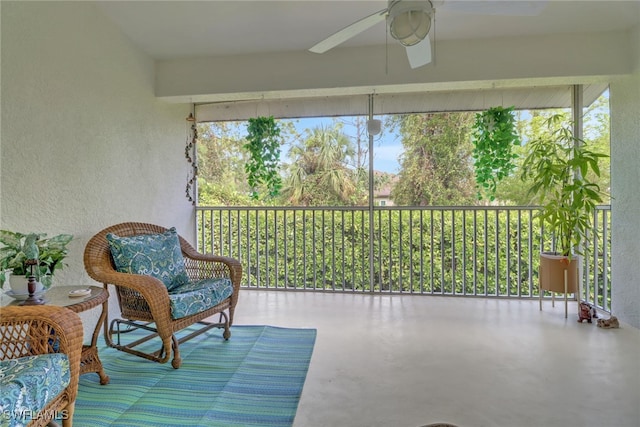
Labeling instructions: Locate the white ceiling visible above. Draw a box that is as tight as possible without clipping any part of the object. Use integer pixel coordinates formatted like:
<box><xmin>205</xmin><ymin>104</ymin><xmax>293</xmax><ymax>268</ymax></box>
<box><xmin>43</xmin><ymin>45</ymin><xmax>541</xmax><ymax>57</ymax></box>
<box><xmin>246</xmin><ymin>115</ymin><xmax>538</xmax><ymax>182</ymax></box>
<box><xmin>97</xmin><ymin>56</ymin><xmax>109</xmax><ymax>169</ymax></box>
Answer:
<box><xmin>97</xmin><ymin>0</ymin><xmax>640</xmax><ymax>61</ymax></box>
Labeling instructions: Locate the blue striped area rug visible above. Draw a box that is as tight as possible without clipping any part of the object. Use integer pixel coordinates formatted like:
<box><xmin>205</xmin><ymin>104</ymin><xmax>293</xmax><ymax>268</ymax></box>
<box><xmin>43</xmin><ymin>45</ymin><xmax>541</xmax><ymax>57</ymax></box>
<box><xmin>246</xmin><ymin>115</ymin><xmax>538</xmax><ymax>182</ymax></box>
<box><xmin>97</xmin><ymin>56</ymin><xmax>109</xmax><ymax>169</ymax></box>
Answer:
<box><xmin>73</xmin><ymin>325</ymin><xmax>316</xmax><ymax>426</ymax></box>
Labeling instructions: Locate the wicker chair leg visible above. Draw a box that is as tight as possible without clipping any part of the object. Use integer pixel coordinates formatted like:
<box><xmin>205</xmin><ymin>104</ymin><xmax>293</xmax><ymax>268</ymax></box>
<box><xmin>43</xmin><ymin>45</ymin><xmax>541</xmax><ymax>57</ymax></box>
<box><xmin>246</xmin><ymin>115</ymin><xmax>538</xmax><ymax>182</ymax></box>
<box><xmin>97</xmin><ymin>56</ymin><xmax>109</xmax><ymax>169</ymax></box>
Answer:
<box><xmin>220</xmin><ymin>311</ymin><xmax>231</xmax><ymax>340</ymax></box>
<box><xmin>106</xmin><ymin>319</ymin><xmax>172</xmax><ymax>364</ymax></box>
<box><xmin>229</xmin><ymin>306</ymin><xmax>235</xmax><ymax>326</ymax></box>
<box><xmin>171</xmin><ymin>335</ymin><xmax>181</xmax><ymax>369</ymax></box>
<box><xmin>62</xmin><ymin>402</ymin><xmax>75</xmax><ymax>427</ymax></box>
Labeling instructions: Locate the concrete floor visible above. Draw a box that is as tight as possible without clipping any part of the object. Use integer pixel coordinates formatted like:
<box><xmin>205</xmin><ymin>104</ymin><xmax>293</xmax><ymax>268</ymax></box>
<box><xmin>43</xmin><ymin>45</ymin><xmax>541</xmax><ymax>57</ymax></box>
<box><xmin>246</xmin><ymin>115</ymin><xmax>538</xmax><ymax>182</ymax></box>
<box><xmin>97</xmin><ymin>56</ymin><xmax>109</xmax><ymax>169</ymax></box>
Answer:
<box><xmin>234</xmin><ymin>290</ymin><xmax>640</xmax><ymax>427</ymax></box>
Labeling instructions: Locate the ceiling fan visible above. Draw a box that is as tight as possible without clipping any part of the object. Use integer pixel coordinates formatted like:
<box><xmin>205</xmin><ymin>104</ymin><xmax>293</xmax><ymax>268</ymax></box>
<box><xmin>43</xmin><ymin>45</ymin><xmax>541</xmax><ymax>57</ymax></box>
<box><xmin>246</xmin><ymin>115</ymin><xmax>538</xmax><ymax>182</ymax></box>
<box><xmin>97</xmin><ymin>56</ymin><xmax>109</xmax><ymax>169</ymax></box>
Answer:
<box><xmin>309</xmin><ymin>0</ymin><xmax>547</xmax><ymax>69</ymax></box>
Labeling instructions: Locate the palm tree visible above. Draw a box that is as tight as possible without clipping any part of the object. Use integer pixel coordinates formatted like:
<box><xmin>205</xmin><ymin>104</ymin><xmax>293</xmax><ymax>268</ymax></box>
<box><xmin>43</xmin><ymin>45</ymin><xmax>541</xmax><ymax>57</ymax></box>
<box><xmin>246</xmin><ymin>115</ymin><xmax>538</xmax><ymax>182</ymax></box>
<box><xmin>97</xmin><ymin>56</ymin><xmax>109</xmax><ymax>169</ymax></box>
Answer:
<box><xmin>282</xmin><ymin>125</ymin><xmax>362</xmax><ymax>206</ymax></box>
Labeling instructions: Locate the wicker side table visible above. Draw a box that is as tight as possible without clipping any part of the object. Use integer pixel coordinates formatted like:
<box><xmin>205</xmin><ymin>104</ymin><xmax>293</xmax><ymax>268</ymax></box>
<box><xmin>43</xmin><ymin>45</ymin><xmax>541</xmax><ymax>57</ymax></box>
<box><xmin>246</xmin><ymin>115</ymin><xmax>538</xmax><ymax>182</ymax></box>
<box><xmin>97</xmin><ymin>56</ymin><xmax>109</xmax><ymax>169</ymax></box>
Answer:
<box><xmin>2</xmin><ymin>284</ymin><xmax>110</xmax><ymax>385</ymax></box>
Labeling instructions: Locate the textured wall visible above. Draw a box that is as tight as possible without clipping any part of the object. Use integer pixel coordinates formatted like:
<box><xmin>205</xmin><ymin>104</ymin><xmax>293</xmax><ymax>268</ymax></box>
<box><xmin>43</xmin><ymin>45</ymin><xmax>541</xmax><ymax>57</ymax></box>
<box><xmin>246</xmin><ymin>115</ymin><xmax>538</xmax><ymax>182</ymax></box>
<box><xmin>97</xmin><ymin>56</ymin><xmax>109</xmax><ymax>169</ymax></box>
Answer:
<box><xmin>610</xmin><ymin>25</ymin><xmax>640</xmax><ymax>329</ymax></box>
<box><xmin>1</xmin><ymin>2</ymin><xmax>192</xmax><ymax>332</ymax></box>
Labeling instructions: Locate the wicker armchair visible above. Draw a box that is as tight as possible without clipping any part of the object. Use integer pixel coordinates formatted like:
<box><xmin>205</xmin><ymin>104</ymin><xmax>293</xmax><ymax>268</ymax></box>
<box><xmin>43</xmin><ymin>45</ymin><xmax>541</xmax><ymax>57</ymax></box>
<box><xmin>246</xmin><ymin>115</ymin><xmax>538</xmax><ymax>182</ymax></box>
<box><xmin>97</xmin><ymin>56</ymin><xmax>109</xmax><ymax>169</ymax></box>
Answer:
<box><xmin>0</xmin><ymin>305</ymin><xmax>83</xmax><ymax>427</ymax></box>
<box><xmin>83</xmin><ymin>222</ymin><xmax>242</xmax><ymax>369</ymax></box>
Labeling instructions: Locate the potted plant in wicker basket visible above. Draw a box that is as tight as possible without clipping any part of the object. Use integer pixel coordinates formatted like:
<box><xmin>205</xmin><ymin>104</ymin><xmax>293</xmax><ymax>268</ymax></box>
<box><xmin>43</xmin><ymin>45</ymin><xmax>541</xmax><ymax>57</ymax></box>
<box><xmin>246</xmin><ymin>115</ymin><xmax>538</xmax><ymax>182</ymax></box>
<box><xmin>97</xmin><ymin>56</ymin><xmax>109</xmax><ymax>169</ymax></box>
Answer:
<box><xmin>0</xmin><ymin>230</ymin><xmax>73</xmax><ymax>293</ymax></box>
<box><xmin>520</xmin><ymin>114</ymin><xmax>608</xmax><ymax>310</ymax></box>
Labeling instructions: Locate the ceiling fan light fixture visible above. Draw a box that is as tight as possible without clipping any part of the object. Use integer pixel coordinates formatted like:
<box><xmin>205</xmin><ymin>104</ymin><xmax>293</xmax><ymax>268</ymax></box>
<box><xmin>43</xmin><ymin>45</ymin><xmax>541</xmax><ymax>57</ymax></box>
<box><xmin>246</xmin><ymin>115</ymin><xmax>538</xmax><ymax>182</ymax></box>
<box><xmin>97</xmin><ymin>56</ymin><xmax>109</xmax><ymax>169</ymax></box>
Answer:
<box><xmin>389</xmin><ymin>0</ymin><xmax>433</xmax><ymax>46</ymax></box>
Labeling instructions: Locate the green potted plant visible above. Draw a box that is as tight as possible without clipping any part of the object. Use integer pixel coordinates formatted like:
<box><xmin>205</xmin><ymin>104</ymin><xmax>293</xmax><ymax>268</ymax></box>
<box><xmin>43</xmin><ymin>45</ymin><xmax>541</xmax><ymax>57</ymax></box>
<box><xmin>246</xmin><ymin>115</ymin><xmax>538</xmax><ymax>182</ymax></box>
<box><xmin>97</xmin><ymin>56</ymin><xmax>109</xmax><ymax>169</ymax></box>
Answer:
<box><xmin>520</xmin><ymin>114</ymin><xmax>608</xmax><ymax>298</ymax></box>
<box><xmin>0</xmin><ymin>230</ymin><xmax>73</xmax><ymax>292</ymax></box>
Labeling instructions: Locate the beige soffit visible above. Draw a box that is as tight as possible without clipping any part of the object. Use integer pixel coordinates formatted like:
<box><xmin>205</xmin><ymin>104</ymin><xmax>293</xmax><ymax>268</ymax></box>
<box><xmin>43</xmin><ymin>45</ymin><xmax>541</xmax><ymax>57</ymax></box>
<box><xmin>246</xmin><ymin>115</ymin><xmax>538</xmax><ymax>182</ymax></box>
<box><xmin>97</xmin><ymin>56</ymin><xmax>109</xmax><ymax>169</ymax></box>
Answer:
<box><xmin>195</xmin><ymin>83</ymin><xmax>608</xmax><ymax>122</ymax></box>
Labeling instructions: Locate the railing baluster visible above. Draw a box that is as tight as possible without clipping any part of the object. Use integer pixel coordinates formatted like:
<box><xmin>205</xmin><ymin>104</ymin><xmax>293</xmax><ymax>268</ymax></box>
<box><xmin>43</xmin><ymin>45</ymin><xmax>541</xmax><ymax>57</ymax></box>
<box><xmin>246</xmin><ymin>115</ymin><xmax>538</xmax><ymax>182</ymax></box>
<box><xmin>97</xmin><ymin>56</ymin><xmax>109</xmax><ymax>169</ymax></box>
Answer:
<box><xmin>473</xmin><ymin>210</ymin><xmax>478</xmax><ymax>296</ymax></box>
<box><xmin>495</xmin><ymin>209</ymin><xmax>499</xmax><ymax>296</ymax></box>
<box><xmin>293</xmin><ymin>210</ymin><xmax>297</xmax><ymax>289</ymax></box>
<box><xmin>399</xmin><ymin>210</ymin><xmax>404</xmax><ymax>293</ymax></box>
<box><xmin>374</xmin><ymin>209</ymin><xmax>380</xmax><ymax>293</ymax></box>
<box><xmin>362</xmin><ymin>210</ymin><xmax>367</xmax><ymax>292</ymax></box>
<box><xmin>321</xmin><ymin>210</ymin><xmax>326</xmax><ymax>291</ymax></box>
<box><xmin>245</xmin><ymin>210</ymin><xmax>250</xmax><ymax>287</ymax></box>
<box><xmin>256</xmin><ymin>210</ymin><xmax>261</xmax><ymax>287</ymax></box>
<box><xmin>430</xmin><ymin>210</ymin><xmax>435</xmax><ymax>294</ymax></box>
<box><xmin>409</xmin><ymin>210</ymin><xmax>414</xmax><ymax>293</ymax></box>
<box><xmin>483</xmin><ymin>210</ymin><xmax>488</xmax><ymax>296</ymax></box>
<box><xmin>274</xmin><ymin>209</ymin><xmax>279</xmax><ymax>288</ymax></box>
<box><xmin>303</xmin><ymin>210</ymin><xmax>308</xmax><ymax>290</ymax></box>
<box><xmin>340</xmin><ymin>210</ymin><xmax>345</xmax><ymax>291</ymax></box>
<box><xmin>462</xmin><ymin>210</ymin><xmax>467</xmax><ymax>296</ymax></box>
<box><xmin>451</xmin><ymin>210</ymin><xmax>456</xmax><ymax>295</ymax></box>
<box><xmin>283</xmin><ymin>210</ymin><xmax>288</xmax><ymax>288</ymax></box>
<box><xmin>419</xmin><ymin>210</ymin><xmax>424</xmax><ymax>294</ymax></box>
<box><xmin>516</xmin><ymin>210</ymin><xmax>522</xmax><ymax>297</ymax></box>
<box><xmin>528</xmin><ymin>209</ymin><xmax>534</xmax><ymax>296</ymax></box>
<box><xmin>331</xmin><ymin>210</ymin><xmax>336</xmax><ymax>291</ymax></box>
<box><xmin>506</xmin><ymin>210</ymin><xmax>511</xmax><ymax>297</ymax></box>
<box><xmin>312</xmin><ymin>210</ymin><xmax>316</xmax><ymax>290</ymax></box>
<box><xmin>602</xmin><ymin>208</ymin><xmax>610</xmax><ymax>311</ymax></box>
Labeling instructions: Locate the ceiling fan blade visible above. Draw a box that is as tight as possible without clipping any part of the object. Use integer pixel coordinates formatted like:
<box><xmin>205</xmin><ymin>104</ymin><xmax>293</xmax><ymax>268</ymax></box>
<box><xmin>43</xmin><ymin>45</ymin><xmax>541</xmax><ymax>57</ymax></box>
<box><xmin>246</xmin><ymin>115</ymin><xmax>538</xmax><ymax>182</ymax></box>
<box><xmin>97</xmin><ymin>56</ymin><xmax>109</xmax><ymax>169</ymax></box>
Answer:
<box><xmin>406</xmin><ymin>37</ymin><xmax>432</xmax><ymax>69</ymax></box>
<box><xmin>437</xmin><ymin>0</ymin><xmax>547</xmax><ymax>16</ymax></box>
<box><xmin>309</xmin><ymin>8</ymin><xmax>387</xmax><ymax>54</ymax></box>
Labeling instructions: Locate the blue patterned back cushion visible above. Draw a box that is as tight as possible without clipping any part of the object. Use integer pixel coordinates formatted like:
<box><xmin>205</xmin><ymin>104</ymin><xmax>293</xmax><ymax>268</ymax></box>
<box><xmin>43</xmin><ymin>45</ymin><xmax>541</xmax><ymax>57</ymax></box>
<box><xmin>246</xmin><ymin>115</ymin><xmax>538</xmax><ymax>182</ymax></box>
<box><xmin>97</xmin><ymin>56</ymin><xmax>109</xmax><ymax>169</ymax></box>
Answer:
<box><xmin>106</xmin><ymin>227</ymin><xmax>190</xmax><ymax>292</ymax></box>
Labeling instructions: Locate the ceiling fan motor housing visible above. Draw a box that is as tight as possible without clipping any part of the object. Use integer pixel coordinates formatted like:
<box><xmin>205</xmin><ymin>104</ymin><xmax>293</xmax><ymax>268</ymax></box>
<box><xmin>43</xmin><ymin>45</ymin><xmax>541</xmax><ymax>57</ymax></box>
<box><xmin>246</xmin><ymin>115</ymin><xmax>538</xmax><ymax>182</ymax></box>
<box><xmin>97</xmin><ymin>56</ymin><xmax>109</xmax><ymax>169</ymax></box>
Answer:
<box><xmin>388</xmin><ymin>0</ymin><xmax>434</xmax><ymax>46</ymax></box>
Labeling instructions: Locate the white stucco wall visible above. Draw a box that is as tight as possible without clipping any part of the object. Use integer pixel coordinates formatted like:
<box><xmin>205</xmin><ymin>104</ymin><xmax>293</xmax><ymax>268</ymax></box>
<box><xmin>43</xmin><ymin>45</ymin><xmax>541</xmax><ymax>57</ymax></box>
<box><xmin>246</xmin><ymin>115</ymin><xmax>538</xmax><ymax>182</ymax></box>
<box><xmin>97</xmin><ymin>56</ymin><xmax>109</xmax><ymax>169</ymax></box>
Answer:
<box><xmin>610</xmin><ymin>25</ymin><xmax>640</xmax><ymax>329</ymax></box>
<box><xmin>1</xmin><ymin>2</ymin><xmax>193</xmax><ymax>329</ymax></box>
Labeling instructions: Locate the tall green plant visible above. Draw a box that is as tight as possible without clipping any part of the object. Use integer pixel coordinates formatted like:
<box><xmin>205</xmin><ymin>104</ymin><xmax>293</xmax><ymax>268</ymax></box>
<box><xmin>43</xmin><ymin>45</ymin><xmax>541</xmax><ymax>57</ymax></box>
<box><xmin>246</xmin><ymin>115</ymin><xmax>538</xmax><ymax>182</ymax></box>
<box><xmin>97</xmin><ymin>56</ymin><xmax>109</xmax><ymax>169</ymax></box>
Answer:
<box><xmin>520</xmin><ymin>114</ymin><xmax>608</xmax><ymax>258</ymax></box>
<box><xmin>244</xmin><ymin>116</ymin><xmax>282</xmax><ymax>200</ymax></box>
<box><xmin>472</xmin><ymin>106</ymin><xmax>520</xmax><ymax>201</ymax></box>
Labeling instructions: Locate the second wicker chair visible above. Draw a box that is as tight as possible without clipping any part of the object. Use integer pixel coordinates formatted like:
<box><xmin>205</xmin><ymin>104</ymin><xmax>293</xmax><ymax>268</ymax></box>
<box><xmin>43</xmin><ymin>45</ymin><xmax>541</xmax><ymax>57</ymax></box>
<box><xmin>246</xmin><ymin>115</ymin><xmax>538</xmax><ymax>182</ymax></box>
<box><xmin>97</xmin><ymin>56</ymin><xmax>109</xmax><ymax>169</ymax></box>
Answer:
<box><xmin>83</xmin><ymin>222</ymin><xmax>242</xmax><ymax>369</ymax></box>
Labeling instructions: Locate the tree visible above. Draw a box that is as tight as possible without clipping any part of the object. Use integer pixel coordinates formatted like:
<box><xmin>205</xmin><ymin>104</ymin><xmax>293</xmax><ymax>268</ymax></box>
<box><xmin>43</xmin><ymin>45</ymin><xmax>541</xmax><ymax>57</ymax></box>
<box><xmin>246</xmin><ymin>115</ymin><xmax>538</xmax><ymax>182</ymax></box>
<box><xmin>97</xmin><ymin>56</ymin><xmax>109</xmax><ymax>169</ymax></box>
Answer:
<box><xmin>583</xmin><ymin>93</ymin><xmax>611</xmax><ymax>202</ymax></box>
<box><xmin>334</xmin><ymin>116</ymin><xmax>370</xmax><ymax>202</ymax></box>
<box><xmin>495</xmin><ymin>93</ymin><xmax>611</xmax><ymax>205</ymax></box>
<box><xmin>281</xmin><ymin>125</ymin><xmax>363</xmax><ymax>206</ymax></box>
<box><xmin>196</xmin><ymin>122</ymin><xmax>251</xmax><ymax>205</ymax></box>
<box><xmin>389</xmin><ymin>112</ymin><xmax>477</xmax><ymax>206</ymax></box>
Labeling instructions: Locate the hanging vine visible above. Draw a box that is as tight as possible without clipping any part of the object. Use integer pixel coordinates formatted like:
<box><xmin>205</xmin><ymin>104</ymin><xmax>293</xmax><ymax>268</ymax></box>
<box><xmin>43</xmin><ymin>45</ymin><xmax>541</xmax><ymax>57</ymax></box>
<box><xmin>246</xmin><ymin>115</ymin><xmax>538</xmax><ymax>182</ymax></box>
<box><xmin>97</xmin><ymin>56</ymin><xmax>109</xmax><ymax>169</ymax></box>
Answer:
<box><xmin>185</xmin><ymin>113</ymin><xmax>198</xmax><ymax>205</ymax></box>
<box><xmin>244</xmin><ymin>116</ymin><xmax>282</xmax><ymax>200</ymax></box>
<box><xmin>471</xmin><ymin>106</ymin><xmax>520</xmax><ymax>201</ymax></box>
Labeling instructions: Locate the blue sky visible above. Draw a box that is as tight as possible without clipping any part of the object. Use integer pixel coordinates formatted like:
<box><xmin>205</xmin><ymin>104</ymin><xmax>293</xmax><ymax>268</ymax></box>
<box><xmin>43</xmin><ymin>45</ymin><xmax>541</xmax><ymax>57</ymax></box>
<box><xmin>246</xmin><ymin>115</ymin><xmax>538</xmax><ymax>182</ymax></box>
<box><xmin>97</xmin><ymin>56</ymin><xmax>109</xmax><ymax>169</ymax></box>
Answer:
<box><xmin>284</xmin><ymin>116</ymin><xmax>403</xmax><ymax>174</ymax></box>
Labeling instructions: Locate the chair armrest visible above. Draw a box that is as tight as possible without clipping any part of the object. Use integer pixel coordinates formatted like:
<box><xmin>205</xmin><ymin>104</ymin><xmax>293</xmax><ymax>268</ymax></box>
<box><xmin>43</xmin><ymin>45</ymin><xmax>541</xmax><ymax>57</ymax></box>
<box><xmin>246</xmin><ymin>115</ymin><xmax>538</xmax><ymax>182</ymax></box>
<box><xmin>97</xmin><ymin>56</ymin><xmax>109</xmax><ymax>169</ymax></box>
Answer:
<box><xmin>85</xmin><ymin>267</ymin><xmax>173</xmax><ymax>324</ymax></box>
<box><xmin>182</xmin><ymin>249</ymin><xmax>242</xmax><ymax>285</ymax></box>
<box><xmin>0</xmin><ymin>305</ymin><xmax>83</xmax><ymax>403</ymax></box>
<box><xmin>180</xmin><ymin>245</ymin><xmax>243</xmax><ymax>324</ymax></box>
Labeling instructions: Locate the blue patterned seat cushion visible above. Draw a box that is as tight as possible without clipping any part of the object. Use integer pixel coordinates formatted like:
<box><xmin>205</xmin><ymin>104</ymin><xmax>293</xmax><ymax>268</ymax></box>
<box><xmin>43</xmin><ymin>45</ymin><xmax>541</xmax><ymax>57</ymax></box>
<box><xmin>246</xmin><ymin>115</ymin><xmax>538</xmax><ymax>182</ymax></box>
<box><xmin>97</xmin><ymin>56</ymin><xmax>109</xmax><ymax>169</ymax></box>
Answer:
<box><xmin>0</xmin><ymin>354</ymin><xmax>70</xmax><ymax>426</ymax></box>
<box><xmin>168</xmin><ymin>278</ymin><xmax>234</xmax><ymax>319</ymax></box>
<box><xmin>107</xmin><ymin>228</ymin><xmax>190</xmax><ymax>292</ymax></box>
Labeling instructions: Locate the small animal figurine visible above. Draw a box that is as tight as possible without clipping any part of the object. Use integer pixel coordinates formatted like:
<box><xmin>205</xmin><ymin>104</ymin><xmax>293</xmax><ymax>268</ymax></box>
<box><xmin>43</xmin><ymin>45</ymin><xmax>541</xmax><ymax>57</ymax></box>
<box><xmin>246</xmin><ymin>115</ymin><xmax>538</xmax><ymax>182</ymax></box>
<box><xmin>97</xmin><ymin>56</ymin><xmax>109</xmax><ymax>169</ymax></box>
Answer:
<box><xmin>578</xmin><ymin>301</ymin><xmax>598</xmax><ymax>323</ymax></box>
<box><xmin>597</xmin><ymin>316</ymin><xmax>620</xmax><ymax>329</ymax></box>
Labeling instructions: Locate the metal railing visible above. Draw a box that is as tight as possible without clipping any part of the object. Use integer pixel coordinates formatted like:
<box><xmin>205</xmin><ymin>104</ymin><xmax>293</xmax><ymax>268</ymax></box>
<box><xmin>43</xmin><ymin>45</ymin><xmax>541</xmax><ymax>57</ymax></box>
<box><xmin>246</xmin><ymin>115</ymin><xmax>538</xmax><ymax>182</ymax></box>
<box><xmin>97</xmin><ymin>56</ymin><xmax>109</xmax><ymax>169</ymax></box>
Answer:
<box><xmin>196</xmin><ymin>205</ymin><xmax>611</xmax><ymax>311</ymax></box>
